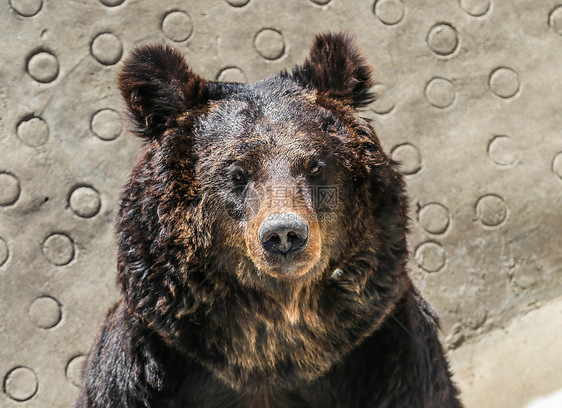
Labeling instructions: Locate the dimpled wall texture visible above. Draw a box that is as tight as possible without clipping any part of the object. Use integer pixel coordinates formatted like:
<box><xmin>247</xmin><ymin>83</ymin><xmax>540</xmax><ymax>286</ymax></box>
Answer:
<box><xmin>0</xmin><ymin>0</ymin><xmax>561</xmax><ymax>407</ymax></box>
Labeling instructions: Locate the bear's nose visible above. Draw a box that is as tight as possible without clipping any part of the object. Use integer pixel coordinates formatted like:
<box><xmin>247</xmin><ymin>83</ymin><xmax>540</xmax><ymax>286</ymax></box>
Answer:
<box><xmin>258</xmin><ymin>213</ymin><xmax>309</xmax><ymax>256</ymax></box>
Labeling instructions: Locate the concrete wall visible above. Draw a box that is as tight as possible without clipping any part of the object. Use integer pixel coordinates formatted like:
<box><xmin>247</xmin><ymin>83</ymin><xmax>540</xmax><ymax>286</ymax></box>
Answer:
<box><xmin>1</xmin><ymin>0</ymin><xmax>561</xmax><ymax>406</ymax></box>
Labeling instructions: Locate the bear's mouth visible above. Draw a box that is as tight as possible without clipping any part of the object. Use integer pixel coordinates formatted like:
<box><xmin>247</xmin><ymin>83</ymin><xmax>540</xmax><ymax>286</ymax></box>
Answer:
<box><xmin>259</xmin><ymin>255</ymin><xmax>317</xmax><ymax>279</ymax></box>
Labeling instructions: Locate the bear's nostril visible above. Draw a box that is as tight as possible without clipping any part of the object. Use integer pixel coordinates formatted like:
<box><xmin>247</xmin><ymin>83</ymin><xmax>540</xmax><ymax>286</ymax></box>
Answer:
<box><xmin>287</xmin><ymin>231</ymin><xmax>299</xmax><ymax>241</ymax></box>
<box><xmin>262</xmin><ymin>233</ymin><xmax>280</xmax><ymax>253</ymax></box>
<box><xmin>287</xmin><ymin>231</ymin><xmax>305</xmax><ymax>249</ymax></box>
<box><xmin>258</xmin><ymin>213</ymin><xmax>309</xmax><ymax>257</ymax></box>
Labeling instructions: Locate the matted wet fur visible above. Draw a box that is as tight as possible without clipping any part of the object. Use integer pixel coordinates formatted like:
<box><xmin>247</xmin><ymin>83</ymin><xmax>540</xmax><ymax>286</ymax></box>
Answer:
<box><xmin>76</xmin><ymin>33</ymin><xmax>462</xmax><ymax>408</ymax></box>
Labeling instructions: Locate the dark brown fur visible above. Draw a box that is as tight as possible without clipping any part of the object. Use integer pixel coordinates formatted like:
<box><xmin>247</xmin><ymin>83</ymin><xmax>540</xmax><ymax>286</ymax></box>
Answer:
<box><xmin>76</xmin><ymin>33</ymin><xmax>462</xmax><ymax>408</ymax></box>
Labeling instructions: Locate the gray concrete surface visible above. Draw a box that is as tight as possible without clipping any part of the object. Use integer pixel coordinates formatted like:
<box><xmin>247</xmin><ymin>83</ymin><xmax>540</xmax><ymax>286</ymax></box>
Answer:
<box><xmin>0</xmin><ymin>0</ymin><xmax>560</xmax><ymax>407</ymax></box>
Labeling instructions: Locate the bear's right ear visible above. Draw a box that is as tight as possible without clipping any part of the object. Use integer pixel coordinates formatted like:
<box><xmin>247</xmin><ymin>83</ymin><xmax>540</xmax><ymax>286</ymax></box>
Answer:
<box><xmin>118</xmin><ymin>44</ymin><xmax>208</xmax><ymax>138</ymax></box>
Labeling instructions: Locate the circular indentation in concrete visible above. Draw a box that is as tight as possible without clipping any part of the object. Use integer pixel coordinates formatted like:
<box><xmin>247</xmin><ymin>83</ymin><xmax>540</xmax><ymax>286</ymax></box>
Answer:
<box><xmin>226</xmin><ymin>0</ymin><xmax>250</xmax><ymax>6</ymax></box>
<box><xmin>459</xmin><ymin>0</ymin><xmax>490</xmax><ymax>16</ymax></box>
<box><xmin>0</xmin><ymin>237</ymin><xmax>8</xmax><ymax>267</ymax></box>
<box><xmin>100</xmin><ymin>0</ymin><xmax>124</xmax><ymax>5</ymax></box>
<box><xmin>0</xmin><ymin>172</ymin><xmax>21</xmax><ymax>206</ymax></box>
<box><xmin>549</xmin><ymin>6</ymin><xmax>562</xmax><ymax>36</ymax></box>
<box><xmin>91</xmin><ymin>109</ymin><xmax>122</xmax><ymax>141</ymax></box>
<box><xmin>29</xmin><ymin>296</ymin><xmax>62</xmax><ymax>329</ymax></box>
<box><xmin>254</xmin><ymin>29</ymin><xmax>285</xmax><ymax>60</ymax></box>
<box><xmin>42</xmin><ymin>233</ymin><xmax>75</xmax><ymax>266</ymax></box>
<box><xmin>66</xmin><ymin>355</ymin><xmax>86</xmax><ymax>387</ymax></box>
<box><xmin>3</xmin><ymin>367</ymin><xmax>38</xmax><ymax>401</ymax></box>
<box><xmin>464</xmin><ymin>309</ymin><xmax>488</xmax><ymax>329</ymax></box>
<box><xmin>69</xmin><ymin>186</ymin><xmax>101</xmax><ymax>218</ymax></box>
<box><xmin>552</xmin><ymin>152</ymin><xmax>562</xmax><ymax>180</ymax></box>
<box><xmin>476</xmin><ymin>194</ymin><xmax>508</xmax><ymax>227</ymax></box>
<box><xmin>90</xmin><ymin>33</ymin><xmax>123</xmax><ymax>65</ymax></box>
<box><xmin>488</xmin><ymin>135</ymin><xmax>519</xmax><ymax>166</ymax></box>
<box><xmin>425</xmin><ymin>77</ymin><xmax>456</xmax><ymax>108</ymax></box>
<box><xmin>161</xmin><ymin>11</ymin><xmax>193</xmax><ymax>42</ymax></box>
<box><xmin>489</xmin><ymin>67</ymin><xmax>519</xmax><ymax>98</ymax></box>
<box><xmin>371</xmin><ymin>83</ymin><xmax>395</xmax><ymax>114</ymax></box>
<box><xmin>9</xmin><ymin>0</ymin><xmax>43</xmax><ymax>17</ymax></box>
<box><xmin>508</xmin><ymin>258</ymin><xmax>543</xmax><ymax>291</ymax></box>
<box><xmin>427</xmin><ymin>23</ymin><xmax>458</xmax><ymax>56</ymax></box>
<box><xmin>16</xmin><ymin>116</ymin><xmax>49</xmax><ymax>147</ymax></box>
<box><xmin>310</xmin><ymin>0</ymin><xmax>331</xmax><ymax>4</ymax></box>
<box><xmin>391</xmin><ymin>143</ymin><xmax>422</xmax><ymax>175</ymax></box>
<box><xmin>27</xmin><ymin>51</ymin><xmax>59</xmax><ymax>83</ymax></box>
<box><xmin>373</xmin><ymin>0</ymin><xmax>405</xmax><ymax>25</ymax></box>
<box><xmin>415</xmin><ymin>241</ymin><xmax>447</xmax><ymax>272</ymax></box>
<box><xmin>217</xmin><ymin>67</ymin><xmax>247</xmax><ymax>82</ymax></box>
<box><xmin>419</xmin><ymin>203</ymin><xmax>450</xmax><ymax>234</ymax></box>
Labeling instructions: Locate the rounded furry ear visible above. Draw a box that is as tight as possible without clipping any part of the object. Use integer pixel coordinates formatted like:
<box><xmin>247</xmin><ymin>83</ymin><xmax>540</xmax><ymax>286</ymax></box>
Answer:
<box><xmin>292</xmin><ymin>33</ymin><xmax>375</xmax><ymax>109</ymax></box>
<box><xmin>118</xmin><ymin>44</ymin><xmax>208</xmax><ymax>138</ymax></box>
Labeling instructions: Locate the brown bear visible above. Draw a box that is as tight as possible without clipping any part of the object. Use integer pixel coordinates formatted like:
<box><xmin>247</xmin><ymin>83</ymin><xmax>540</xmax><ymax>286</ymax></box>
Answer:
<box><xmin>75</xmin><ymin>33</ymin><xmax>462</xmax><ymax>408</ymax></box>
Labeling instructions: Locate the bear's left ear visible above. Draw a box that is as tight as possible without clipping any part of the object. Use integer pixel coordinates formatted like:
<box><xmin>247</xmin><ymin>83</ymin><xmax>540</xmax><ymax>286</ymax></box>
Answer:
<box><xmin>118</xmin><ymin>44</ymin><xmax>208</xmax><ymax>138</ymax></box>
<box><xmin>292</xmin><ymin>32</ymin><xmax>375</xmax><ymax>109</ymax></box>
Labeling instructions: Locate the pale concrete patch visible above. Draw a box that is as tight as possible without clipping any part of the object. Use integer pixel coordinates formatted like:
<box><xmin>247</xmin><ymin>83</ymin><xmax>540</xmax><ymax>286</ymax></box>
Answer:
<box><xmin>525</xmin><ymin>389</ymin><xmax>562</xmax><ymax>408</ymax></box>
<box><xmin>450</xmin><ymin>296</ymin><xmax>562</xmax><ymax>408</ymax></box>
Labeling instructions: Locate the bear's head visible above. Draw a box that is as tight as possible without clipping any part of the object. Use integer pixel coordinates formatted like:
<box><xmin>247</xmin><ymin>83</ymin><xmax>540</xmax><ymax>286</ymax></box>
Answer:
<box><xmin>116</xmin><ymin>33</ymin><xmax>410</xmax><ymax>391</ymax></box>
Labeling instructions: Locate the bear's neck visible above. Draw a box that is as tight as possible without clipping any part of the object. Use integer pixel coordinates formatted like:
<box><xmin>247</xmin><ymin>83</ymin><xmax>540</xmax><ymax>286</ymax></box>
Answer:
<box><xmin>164</xmin><ymin>248</ymin><xmax>410</xmax><ymax>393</ymax></box>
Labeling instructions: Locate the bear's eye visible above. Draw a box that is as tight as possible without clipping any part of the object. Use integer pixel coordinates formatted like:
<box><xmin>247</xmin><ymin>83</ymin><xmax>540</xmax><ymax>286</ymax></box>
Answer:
<box><xmin>309</xmin><ymin>162</ymin><xmax>325</xmax><ymax>176</ymax></box>
<box><xmin>232</xmin><ymin>171</ymin><xmax>247</xmax><ymax>183</ymax></box>
<box><xmin>230</xmin><ymin>168</ymin><xmax>248</xmax><ymax>188</ymax></box>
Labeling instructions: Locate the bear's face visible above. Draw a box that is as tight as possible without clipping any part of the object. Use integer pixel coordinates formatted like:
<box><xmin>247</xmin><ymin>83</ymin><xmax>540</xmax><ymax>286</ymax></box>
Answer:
<box><xmin>116</xmin><ymin>33</ymin><xmax>410</xmax><ymax>390</ymax></box>
<box><xmin>194</xmin><ymin>85</ymin><xmax>363</xmax><ymax>283</ymax></box>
